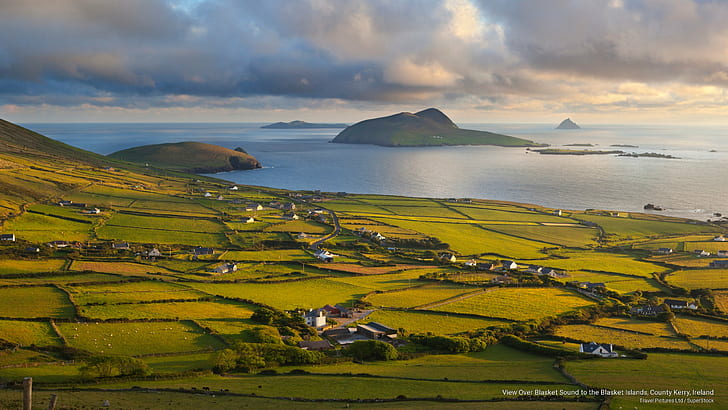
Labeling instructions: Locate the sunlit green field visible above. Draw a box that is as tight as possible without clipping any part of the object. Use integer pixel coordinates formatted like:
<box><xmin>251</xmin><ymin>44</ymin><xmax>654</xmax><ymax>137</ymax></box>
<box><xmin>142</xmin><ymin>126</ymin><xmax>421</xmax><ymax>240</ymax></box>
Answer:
<box><xmin>436</xmin><ymin>288</ymin><xmax>595</xmax><ymax>321</ymax></box>
<box><xmin>554</xmin><ymin>324</ymin><xmax>692</xmax><ymax>350</ymax></box>
<box><xmin>673</xmin><ymin>316</ymin><xmax>728</xmax><ymax>338</ymax></box>
<box><xmin>3</xmin><ymin>212</ymin><xmax>92</xmax><ymax>242</ymax></box>
<box><xmin>0</xmin><ymin>286</ymin><xmax>75</xmax><ymax>318</ymax></box>
<box><xmin>79</xmin><ymin>299</ymin><xmax>256</xmax><ymax>320</ymax></box>
<box><xmin>0</xmin><ymin>259</ymin><xmax>66</xmax><ymax>275</ymax></box>
<box><xmin>556</xmin><ymin>270</ymin><xmax>664</xmax><ymax>293</ymax></box>
<box><xmin>69</xmin><ymin>260</ymin><xmax>179</xmax><ymax>276</ymax></box>
<box><xmin>57</xmin><ymin>321</ymin><xmax>225</xmax><ymax>355</ymax></box>
<box><xmin>67</xmin><ymin>281</ymin><xmax>209</xmax><ymax>305</ymax></box>
<box><xmin>363</xmin><ymin>310</ymin><xmax>511</xmax><ymax>336</ymax></box>
<box><xmin>525</xmin><ymin>250</ymin><xmax>665</xmax><ymax>277</ymax></box>
<box><xmin>365</xmin><ymin>284</ymin><xmax>479</xmax><ymax>309</ymax></box>
<box><xmin>593</xmin><ymin>317</ymin><xmax>677</xmax><ymax>336</ymax></box>
<box><xmin>665</xmin><ymin>269</ymin><xmax>728</xmax><ymax>289</ymax></box>
<box><xmin>188</xmin><ymin>279</ymin><xmax>369</xmax><ymax>310</ymax></box>
<box><xmin>0</xmin><ymin>320</ymin><xmax>61</xmax><ymax>346</ymax></box>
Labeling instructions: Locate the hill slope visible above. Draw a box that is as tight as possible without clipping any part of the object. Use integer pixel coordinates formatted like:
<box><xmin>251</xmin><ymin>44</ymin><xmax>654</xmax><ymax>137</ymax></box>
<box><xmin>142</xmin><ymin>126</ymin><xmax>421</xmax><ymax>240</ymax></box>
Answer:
<box><xmin>109</xmin><ymin>142</ymin><xmax>262</xmax><ymax>173</ymax></box>
<box><xmin>332</xmin><ymin>108</ymin><xmax>544</xmax><ymax>147</ymax></box>
<box><xmin>262</xmin><ymin>120</ymin><xmax>347</xmax><ymax>129</ymax></box>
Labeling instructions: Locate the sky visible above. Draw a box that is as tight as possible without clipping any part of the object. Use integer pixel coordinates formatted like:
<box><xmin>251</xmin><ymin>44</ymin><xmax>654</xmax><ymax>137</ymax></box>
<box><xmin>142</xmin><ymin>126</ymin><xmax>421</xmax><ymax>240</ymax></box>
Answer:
<box><xmin>3</xmin><ymin>0</ymin><xmax>728</xmax><ymax>124</ymax></box>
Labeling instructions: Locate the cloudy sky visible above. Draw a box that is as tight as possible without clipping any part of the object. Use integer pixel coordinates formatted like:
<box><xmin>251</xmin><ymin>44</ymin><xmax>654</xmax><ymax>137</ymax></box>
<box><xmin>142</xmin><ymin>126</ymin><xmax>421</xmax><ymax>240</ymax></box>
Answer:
<box><xmin>3</xmin><ymin>0</ymin><xmax>728</xmax><ymax>123</ymax></box>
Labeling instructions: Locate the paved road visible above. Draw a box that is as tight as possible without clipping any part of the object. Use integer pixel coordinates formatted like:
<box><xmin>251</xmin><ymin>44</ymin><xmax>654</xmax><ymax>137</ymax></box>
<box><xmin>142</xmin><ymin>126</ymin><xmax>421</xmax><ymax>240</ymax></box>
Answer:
<box><xmin>310</xmin><ymin>208</ymin><xmax>340</xmax><ymax>250</ymax></box>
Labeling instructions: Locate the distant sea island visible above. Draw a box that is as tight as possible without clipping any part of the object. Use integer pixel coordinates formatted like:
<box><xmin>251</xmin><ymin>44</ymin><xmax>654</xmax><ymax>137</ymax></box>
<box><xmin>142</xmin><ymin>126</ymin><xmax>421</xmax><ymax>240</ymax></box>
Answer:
<box><xmin>262</xmin><ymin>120</ymin><xmax>347</xmax><ymax>129</ymax></box>
<box><xmin>556</xmin><ymin>118</ymin><xmax>581</xmax><ymax>129</ymax></box>
<box><xmin>109</xmin><ymin>142</ymin><xmax>262</xmax><ymax>174</ymax></box>
<box><xmin>332</xmin><ymin>108</ymin><xmax>545</xmax><ymax>147</ymax></box>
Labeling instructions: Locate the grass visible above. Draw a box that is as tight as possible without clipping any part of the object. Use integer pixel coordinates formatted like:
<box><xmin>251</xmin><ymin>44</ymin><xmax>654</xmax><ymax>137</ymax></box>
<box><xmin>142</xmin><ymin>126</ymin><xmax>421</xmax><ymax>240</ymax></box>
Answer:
<box><xmin>436</xmin><ymin>288</ymin><xmax>596</xmax><ymax>321</ymax></box>
<box><xmin>69</xmin><ymin>260</ymin><xmax>178</xmax><ymax>276</ymax></box>
<box><xmin>67</xmin><ymin>281</ymin><xmax>209</xmax><ymax>305</ymax></box>
<box><xmin>3</xmin><ymin>212</ymin><xmax>92</xmax><ymax>242</ymax></box>
<box><xmin>665</xmin><ymin>269</ymin><xmax>728</xmax><ymax>289</ymax></box>
<box><xmin>79</xmin><ymin>299</ymin><xmax>256</xmax><ymax>320</ymax></box>
<box><xmin>222</xmin><ymin>249</ymin><xmax>313</xmax><ymax>262</ymax></box>
<box><xmin>0</xmin><ymin>286</ymin><xmax>75</xmax><ymax>318</ymax></box>
<box><xmin>0</xmin><ymin>259</ymin><xmax>66</xmax><ymax>275</ymax></box>
<box><xmin>554</xmin><ymin>324</ymin><xmax>692</xmax><ymax>349</ymax></box>
<box><xmin>197</xmin><ymin>319</ymin><xmax>272</xmax><ymax>342</ymax></box>
<box><xmin>280</xmin><ymin>344</ymin><xmax>565</xmax><ymax>382</ymax></box>
<box><xmin>373</xmin><ymin>218</ymin><xmax>551</xmax><ymax>258</ymax></box>
<box><xmin>566</xmin><ymin>352</ymin><xmax>728</xmax><ymax>409</ymax></box>
<box><xmin>329</xmin><ymin>268</ymin><xmax>437</xmax><ymax>291</ymax></box>
<box><xmin>365</xmin><ymin>284</ymin><xmax>479</xmax><ymax>309</ymax></box>
<box><xmin>187</xmin><ymin>279</ymin><xmax>370</xmax><ymax>310</ymax></box>
<box><xmin>142</xmin><ymin>352</ymin><xmax>214</xmax><ymax>372</ymax></box>
<box><xmin>450</xmin><ymin>205</ymin><xmax>571</xmax><ymax>223</ymax></box>
<box><xmin>486</xmin><ymin>224</ymin><xmax>599</xmax><ymax>248</ymax></box>
<box><xmin>104</xmin><ymin>213</ymin><xmax>226</xmax><ymax>233</ymax></box>
<box><xmin>554</xmin><ymin>270</ymin><xmax>664</xmax><ymax>293</ymax></box>
<box><xmin>57</xmin><ymin>321</ymin><xmax>225</xmax><ymax>356</ymax></box>
<box><xmin>0</xmin><ymin>272</ymin><xmax>122</xmax><ymax>286</ymax></box>
<box><xmin>593</xmin><ymin>317</ymin><xmax>677</xmax><ymax>337</ymax></box>
<box><xmin>527</xmin><ymin>250</ymin><xmax>665</xmax><ymax>278</ymax></box>
<box><xmin>576</xmin><ymin>213</ymin><xmax>715</xmax><ymax>242</ymax></box>
<box><xmin>97</xmin><ymin>224</ymin><xmax>229</xmax><ymax>247</ymax></box>
<box><xmin>264</xmin><ymin>220</ymin><xmax>332</xmax><ymax>234</ymax></box>
<box><xmin>673</xmin><ymin>316</ymin><xmax>728</xmax><ymax>338</ymax></box>
<box><xmin>380</xmin><ymin>204</ymin><xmax>468</xmax><ymax>219</ymax></box>
<box><xmin>0</xmin><ymin>320</ymin><xmax>62</xmax><ymax>346</ymax></box>
<box><xmin>363</xmin><ymin>310</ymin><xmax>510</xmax><ymax>335</ymax></box>
<box><xmin>714</xmin><ymin>291</ymin><xmax>728</xmax><ymax>313</ymax></box>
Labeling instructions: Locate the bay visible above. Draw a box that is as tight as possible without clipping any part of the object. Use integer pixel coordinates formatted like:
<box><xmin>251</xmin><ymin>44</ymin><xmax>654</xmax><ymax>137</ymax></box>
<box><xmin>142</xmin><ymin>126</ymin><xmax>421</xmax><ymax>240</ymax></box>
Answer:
<box><xmin>24</xmin><ymin>122</ymin><xmax>728</xmax><ymax>221</ymax></box>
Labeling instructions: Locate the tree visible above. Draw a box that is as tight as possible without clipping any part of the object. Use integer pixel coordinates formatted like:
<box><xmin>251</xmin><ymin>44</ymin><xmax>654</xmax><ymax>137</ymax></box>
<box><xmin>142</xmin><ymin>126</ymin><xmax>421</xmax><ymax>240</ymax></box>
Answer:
<box><xmin>251</xmin><ymin>307</ymin><xmax>277</xmax><ymax>325</ymax></box>
<box><xmin>80</xmin><ymin>356</ymin><xmax>150</xmax><ymax>378</ymax></box>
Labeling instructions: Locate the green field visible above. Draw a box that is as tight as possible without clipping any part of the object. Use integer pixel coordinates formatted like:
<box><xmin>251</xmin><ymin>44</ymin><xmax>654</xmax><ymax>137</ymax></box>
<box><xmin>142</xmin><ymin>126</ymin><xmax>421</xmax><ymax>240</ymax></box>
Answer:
<box><xmin>557</xmin><ymin>270</ymin><xmax>664</xmax><ymax>293</ymax></box>
<box><xmin>363</xmin><ymin>310</ymin><xmax>510</xmax><ymax>335</ymax></box>
<box><xmin>373</xmin><ymin>217</ymin><xmax>551</xmax><ymax>258</ymax></box>
<box><xmin>68</xmin><ymin>281</ymin><xmax>209</xmax><ymax>305</ymax></box>
<box><xmin>526</xmin><ymin>250</ymin><xmax>665</xmax><ymax>278</ymax></box>
<box><xmin>365</xmin><ymin>284</ymin><xmax>479</xmax><ymax>309</ymax></box>
<box><xmin>97</xmin><ymin>224</ymin><xmax>230</xmax><ymax>247</ymax></box>
<box><xmin>576</xmin><ymin>213</ymin><xmax>715</xmax><ymax>242</ymax></box>
<box><xmin>554</xmin><ymin>324</ymin><xmax>692</xmax><ymax>350</ymax></box>
<box><xmin>0</xmin><ymin>286</ymin><xmax>75</xmax><ymax>318</ymax></box>
<box><xmin>673</xmin><ymin>316</ymin><xmax>728</xmax><ymax>338</ymax></box>
<box><xmin>436</xmin><ymin>288</ymin><xmax>596</xmax><ymax>321</ymax></box>
<box><xmin>486</xmin><ymin>224</ymin><xmax>599</xmax><ymax>247</ymax></box>
<box><xmin>69</xmin><ymin>260</ymin><xmax>179</xmax><ymax>276</ymax></box>
<box><xmin>222</xmin><ymin>249</ymin><xmax>313</xmax><ymax>262</ymax></box>
<box><xmin>188</xmin><ymin>279</ymin><xmax>369</xmax><ymax>310</ymax></box>
<box><xmin>3</xmin><ymin>212</ymin><xmax>92</xmax><ymax>242</ymax></box>
<box><xmin>57</xmin><ymin>321</ymin><xmax>225</xmax><ymax>355</ymax></box>
<box><xmin>79</xmin><ymin>299</ymin><xmax>256</xmax><ymax>320</ymax></box>
<box><xmin>567</xmin><ymin>352</ymin><xmax>728</xmax><ymax>409</ymax></box>
<box><xmin>593</xmin><ymin>317</ymin><xmax>677</xmax><ymax>337</ymax></box>
<box><xmin>665</xmin><ymin>269</ymin><xmax>728</xmax><ymax>289</ymax></box>
<box><xmin>0</xmin><ymin>259</ymin><xmax>66</xmax><ymax>275</ymax></box>
<box><xmin>0</xmin><ymin>320</ymin><xmax>61</xmax><ymax>346</ymax></box>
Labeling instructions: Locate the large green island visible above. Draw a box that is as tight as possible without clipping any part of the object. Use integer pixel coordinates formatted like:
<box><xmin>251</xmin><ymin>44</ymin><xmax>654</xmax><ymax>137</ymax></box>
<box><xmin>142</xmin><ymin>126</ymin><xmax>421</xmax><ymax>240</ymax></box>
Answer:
<box><xmin>332</xmin><ymin>108</ymin><xmax>546</xmax><ymax>147</ymax></box>
<box><xmin>0</xmin><ymin>119</ymin><xmax>727</xmax><ymax>409</ymax></box>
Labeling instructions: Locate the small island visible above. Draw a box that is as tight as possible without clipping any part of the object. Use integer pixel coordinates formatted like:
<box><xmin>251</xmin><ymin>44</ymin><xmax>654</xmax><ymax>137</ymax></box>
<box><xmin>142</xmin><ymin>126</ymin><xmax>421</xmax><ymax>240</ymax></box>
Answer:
<box><xmin>565</xmin><ymin>143</ymin><xmax>594</xmax><ymax>147</ymax></box>
<box><xmin>618</xmin><ymin>152</ymin><xmax>680</xmax><ymax>159</ymax></box>
<box><xmin>262</xmin><ymin>120</ymin><xmax>348</xmax><ymax>129</ymax></box>
<box><xmin>108</xmin><ymin>141</ymin><xmax>262</xmax><ymax>174</ymax></box>
<box><xmin>611</xmin><ymin>144</ymin><xmax>639</xmax><ymax>148</ymax></box>
<box><xmin>332</xmin><ymin>108</ymin><xmax>545</xmax><ymax>147</ymax></box>
<box><xmin>556</xmin><ymin>118</ymin><xmax>580</xmax><ymax>129</ymax></box>
<box><xmin>534</xmin><ymin>149</ymin><xmax>623</xmax><ymax>155</ymax></box>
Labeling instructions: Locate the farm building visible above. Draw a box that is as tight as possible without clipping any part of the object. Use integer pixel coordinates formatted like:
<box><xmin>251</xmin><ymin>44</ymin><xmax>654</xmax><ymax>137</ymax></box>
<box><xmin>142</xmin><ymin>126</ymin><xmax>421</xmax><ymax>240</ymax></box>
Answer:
<box><xmin>491</xmin><ymin>275</ymin><xmax>515</xmax><ymax>285</ymax></box>
<box><xmin>477</xmin><ymin>263</ymin><xmax>495</xmax><ymax>271</ymax></box>
<box><xmin>211</xmin><ymin>263</ymin><xmax>238</xmax><ymax>274</ymax></box>
<box><xmin>0</xmin><ymin>234</ymin><xmax>15</xmax><ymax>241</ymax></box>
<box><xmin>113</xmin><ymin>242</ymin><xmax>130</xmax><ymax>250</ymax></box>
<box><xmin>439</xmin><ymin>253</ymin><xmax>457</xmax><ymax>263</ymax></box>
<box><xmin>47</xmin><ymin>240</ymin><xmax>70</xmax><ymax>248</ymax></box>
<box><xmin>191</xmin><ymin>246</ymin><xmax>214</xmax><ymax>256</ymax></box>
<box><xmin>630</xmin><ymin>305</ymin><xmax>665</xmax><ymax>316</ymax></box>
<box><xmin>694</xmin><ymin>249</ymin><xmax>711</xmax><ymax>257</ymax></box>
<box><xmin>718</xmin><ymin>250</ymin><xmax>728</xmax><ymax>257</ymax></box>
<box><xmin>303</xmin><ymin>309</ymin><xmax>327</xmax><ymax>329</ymax></box>
<box><xmin>244</xmin><ymin>217</ymin><xmax>255</xmax><ymax>223</ymax></box>
<box><xmin>246</xmin><ymin>203</ymin><xmax>263</xmax><ymax>211</ymax></box>
<box><xmin>714</xmin><ymin>235</ymin><xmax>726</xmax><ymax>242</ymax></box>
<box><xmin>356</xmin><ymin>322</ymin><xmax>397</xmax><ymax>339</ymax></box>
<box><xmin>147</xmin><ymin>248</ymin><xmax>162</xmax><ymax>258</ymax></box>
<box><xmin>282</xmin><ymin>212</ymin><xmax>299</xmax><ymax>220</ymax></box>
<box><xmin>663</xmin><ymin>299</ymin><xmax>698</xmax><ymax>310</ymax></box>
<box><xmin>580</xmin><ymin>342</ymin><xmax>617</xmax><ymax>358</ymax></box>
<box><xmin>315</xmin><ymin>250</ymin><xmax>336</xmax><ymax>262</ymax></box>
<box><xmin>502</xmin><ymin>260</ymin><xmax>518</xmax><ymax>270</ymax></box>
<box><xmin>656</xmin><ymin>248</ymin><xmax>673</xmax><ymax>255</ymax></box>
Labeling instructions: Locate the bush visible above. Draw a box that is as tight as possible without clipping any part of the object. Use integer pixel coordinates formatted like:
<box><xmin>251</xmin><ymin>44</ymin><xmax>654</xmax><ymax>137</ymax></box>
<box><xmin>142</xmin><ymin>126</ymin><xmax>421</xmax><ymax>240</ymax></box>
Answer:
<box><xmin>347</xmin><ymin>340</ymin><xmax>398</xmax><ymax>361</ymax></box>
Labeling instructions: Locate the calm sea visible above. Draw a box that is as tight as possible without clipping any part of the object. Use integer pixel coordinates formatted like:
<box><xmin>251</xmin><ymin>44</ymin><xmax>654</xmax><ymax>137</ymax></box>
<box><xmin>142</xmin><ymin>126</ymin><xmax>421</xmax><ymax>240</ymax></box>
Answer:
<box><xmin>24</xmin><ymin>122</ymin><xmax>728</xmax><ymax>221</ymax></box>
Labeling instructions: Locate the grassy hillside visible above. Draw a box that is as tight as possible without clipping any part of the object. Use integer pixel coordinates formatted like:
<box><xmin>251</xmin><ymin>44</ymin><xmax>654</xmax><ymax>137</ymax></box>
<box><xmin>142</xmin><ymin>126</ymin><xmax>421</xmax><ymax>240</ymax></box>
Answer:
<box><xmin>332</xmin><ymin>108</ymin><xmax>545</xmax><ymax>147</ymax></box>
<box><xmin>108</xmin><ymin>142</ymin><xmax>261</xmax><ymax>173</ymax></box>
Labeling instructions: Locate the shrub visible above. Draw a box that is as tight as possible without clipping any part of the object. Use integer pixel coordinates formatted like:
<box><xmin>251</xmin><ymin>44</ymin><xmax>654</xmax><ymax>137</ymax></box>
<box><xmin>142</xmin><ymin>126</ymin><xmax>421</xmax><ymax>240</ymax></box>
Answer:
<box><xmin>348</xmin><ymin>340</ymin><xmax>398</xmax><ymax>361</ymax></box>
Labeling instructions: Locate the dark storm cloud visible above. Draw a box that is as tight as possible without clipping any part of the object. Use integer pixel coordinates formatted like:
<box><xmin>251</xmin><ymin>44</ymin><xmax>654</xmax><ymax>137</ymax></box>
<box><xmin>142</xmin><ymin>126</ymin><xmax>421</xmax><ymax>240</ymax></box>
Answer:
<box><xmin>3</xmin><ymin>0</ymin><xmax>728</xmax><ymax>111</ymax></box>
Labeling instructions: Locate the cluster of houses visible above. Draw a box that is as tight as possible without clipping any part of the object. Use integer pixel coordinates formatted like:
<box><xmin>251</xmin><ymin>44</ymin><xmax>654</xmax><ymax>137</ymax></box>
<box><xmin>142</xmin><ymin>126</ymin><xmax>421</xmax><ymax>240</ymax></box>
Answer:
<box><xmin>629</xmin><ymin>298</ymin><xmax>699</xmax><ymax>316</ymax></box>
<box><xmin>300</xmin><ymin>304</ymin><xmax>399</xmax><ymax>349</ymax></box>
<box><xmin>356</xmin><ymin>227</ymin><xmax>387</xmax><ymax>242</ymax></box>
<box><xmin>302</xmin><ymin>304</ymin><xmax>355</xmax><ymax>329</ymax></box>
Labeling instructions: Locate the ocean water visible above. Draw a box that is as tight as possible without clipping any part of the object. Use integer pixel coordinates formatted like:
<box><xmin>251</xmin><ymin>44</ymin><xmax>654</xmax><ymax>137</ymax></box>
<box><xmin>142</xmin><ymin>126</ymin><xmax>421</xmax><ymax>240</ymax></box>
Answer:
<box><xmin>25</xmin><ymin>122</ymin><xmax>728</xmax><ymax>221</ymax></box>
